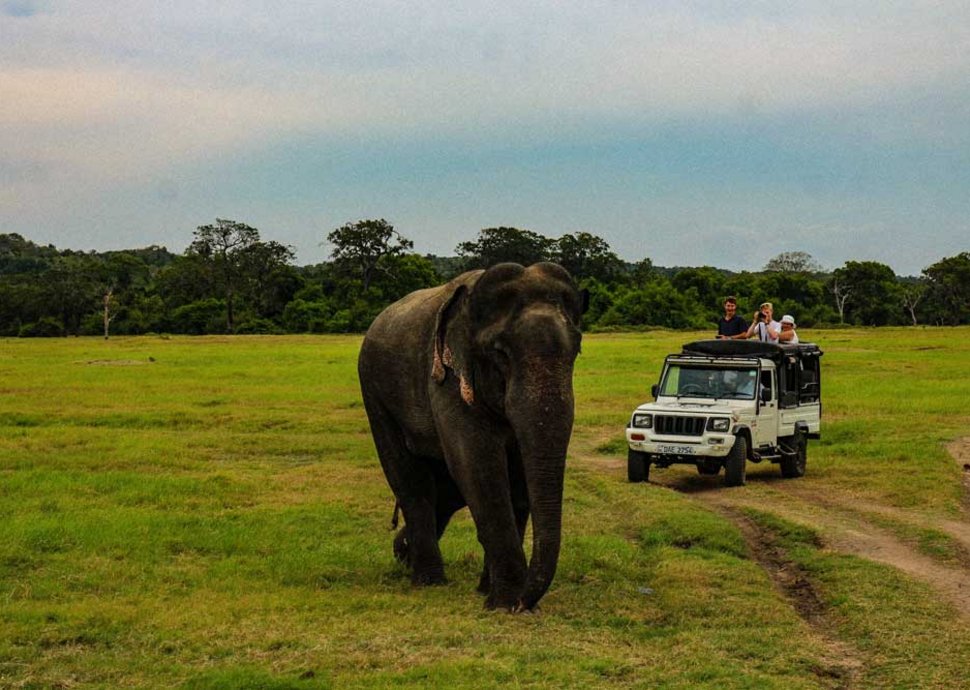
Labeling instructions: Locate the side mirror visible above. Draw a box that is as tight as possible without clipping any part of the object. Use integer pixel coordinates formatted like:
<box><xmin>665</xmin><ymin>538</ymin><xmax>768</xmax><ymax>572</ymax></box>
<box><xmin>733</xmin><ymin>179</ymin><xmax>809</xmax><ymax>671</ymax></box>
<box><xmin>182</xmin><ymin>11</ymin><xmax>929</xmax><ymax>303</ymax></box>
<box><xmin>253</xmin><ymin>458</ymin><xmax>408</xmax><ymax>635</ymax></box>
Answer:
<box><xmin>760</xmin><ymin>387</ymin><xmax>771</xmax><ymax>403</ymax></box>
<box><xmin>651</xmin><ymin>384</ymin><xmax>659</xmax><ymax>398</ymax></box>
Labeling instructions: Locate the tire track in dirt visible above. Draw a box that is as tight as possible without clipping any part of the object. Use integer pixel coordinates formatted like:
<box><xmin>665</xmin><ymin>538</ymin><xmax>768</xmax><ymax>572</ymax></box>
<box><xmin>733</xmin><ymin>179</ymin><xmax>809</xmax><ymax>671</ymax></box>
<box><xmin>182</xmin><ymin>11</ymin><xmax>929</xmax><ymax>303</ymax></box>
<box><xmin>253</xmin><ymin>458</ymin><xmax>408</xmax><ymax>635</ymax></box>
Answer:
<box><xmin>721</xmin><ymin>506</ymin><xmax>861</xmax><ymax>689</ymax></box>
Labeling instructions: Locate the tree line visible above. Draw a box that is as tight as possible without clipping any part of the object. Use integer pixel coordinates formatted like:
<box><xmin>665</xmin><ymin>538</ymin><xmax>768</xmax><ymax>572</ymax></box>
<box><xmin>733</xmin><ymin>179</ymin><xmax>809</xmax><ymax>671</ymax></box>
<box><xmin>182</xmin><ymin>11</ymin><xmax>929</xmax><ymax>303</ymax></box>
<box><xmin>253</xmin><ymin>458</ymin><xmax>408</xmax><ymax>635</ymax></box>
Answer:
<box><xmin>1</xmin><ymin>221</ymin><xmax>967</xmax><ymax>338</ymax></box>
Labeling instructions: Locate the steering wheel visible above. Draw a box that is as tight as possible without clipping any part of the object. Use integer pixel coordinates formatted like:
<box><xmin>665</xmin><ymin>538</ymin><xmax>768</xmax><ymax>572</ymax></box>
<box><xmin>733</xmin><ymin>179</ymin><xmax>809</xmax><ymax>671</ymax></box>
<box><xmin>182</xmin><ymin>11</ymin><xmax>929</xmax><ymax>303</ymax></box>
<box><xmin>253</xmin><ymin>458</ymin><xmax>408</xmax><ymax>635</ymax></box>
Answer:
<box><xmin>680</xmin><ymin>384</ymin><xmax>705</xmax><ymax>395</ymax></box>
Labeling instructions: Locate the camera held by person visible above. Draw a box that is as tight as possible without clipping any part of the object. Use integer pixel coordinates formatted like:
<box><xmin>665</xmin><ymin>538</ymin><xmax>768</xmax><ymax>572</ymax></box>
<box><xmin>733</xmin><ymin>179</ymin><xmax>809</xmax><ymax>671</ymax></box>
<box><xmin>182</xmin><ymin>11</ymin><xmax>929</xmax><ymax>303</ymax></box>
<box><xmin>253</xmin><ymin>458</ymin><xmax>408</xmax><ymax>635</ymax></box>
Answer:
<box><xmin>746</xmin><ymin>302</ymin><xmax>780</xmax><ymax>342</ymax></box>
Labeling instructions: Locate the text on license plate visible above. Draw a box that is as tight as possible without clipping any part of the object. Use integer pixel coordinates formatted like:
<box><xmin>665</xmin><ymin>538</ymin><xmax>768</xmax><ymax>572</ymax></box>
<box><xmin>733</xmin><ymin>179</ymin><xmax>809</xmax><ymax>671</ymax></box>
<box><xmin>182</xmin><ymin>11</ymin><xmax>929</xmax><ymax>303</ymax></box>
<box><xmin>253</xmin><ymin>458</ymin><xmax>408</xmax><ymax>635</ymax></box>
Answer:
<box><xmin>656</xmin><ymin>444</ymin><xmax>694</xmax><ymax>455</ymax></box>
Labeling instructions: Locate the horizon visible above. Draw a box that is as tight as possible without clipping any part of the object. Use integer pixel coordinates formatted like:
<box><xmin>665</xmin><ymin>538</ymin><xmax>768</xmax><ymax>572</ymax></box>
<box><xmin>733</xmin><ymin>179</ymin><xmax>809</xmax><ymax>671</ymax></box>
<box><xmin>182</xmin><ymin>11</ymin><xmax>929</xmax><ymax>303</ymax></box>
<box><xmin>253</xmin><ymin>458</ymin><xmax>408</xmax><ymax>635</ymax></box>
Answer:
<box><xmin>5</xmin><ymin>226</ymin><xmax>944</xmax><ymax>278</ymax></box>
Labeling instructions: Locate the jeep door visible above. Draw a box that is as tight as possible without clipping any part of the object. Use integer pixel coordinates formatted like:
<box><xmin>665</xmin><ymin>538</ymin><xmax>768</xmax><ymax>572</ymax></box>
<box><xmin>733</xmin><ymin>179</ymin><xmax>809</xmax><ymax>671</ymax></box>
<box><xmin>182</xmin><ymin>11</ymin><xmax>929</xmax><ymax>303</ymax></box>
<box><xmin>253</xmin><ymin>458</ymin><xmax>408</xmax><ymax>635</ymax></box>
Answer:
<box><xmin>754</xmin><ymin>368</ymin><xmax>778</xmax><ymax>448</ymax></box>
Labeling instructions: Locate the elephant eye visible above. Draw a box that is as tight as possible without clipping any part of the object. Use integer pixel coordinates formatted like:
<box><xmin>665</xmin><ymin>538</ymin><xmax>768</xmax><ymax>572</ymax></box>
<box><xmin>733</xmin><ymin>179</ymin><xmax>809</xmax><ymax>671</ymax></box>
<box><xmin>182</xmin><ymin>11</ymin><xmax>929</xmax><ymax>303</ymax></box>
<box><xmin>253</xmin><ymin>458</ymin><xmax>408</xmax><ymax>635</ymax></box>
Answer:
<box><xmin>492</xmin><ymin>341</ymin><xmax>511</xmax><ymax>361</ymax></box>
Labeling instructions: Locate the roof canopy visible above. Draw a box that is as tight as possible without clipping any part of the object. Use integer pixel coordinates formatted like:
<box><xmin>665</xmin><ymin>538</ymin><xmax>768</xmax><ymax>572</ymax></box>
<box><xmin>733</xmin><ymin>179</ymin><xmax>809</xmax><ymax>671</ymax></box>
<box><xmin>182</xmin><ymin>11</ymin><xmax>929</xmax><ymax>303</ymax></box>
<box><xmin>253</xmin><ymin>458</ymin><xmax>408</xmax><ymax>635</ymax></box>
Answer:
<box><xmin>681</xmin><ymin>339</ymin><xmax>823</xmax><ymax>360</ymax></box>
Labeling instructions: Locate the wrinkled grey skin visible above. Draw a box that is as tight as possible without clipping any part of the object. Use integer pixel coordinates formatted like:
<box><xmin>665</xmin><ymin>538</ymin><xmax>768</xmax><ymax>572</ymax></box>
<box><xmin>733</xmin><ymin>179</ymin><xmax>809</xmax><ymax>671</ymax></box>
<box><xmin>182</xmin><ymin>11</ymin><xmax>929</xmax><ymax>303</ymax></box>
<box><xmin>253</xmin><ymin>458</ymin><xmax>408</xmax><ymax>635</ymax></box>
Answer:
<box><xmin>358</xmin><ymin>262</ymin><xmax>585</xmax><ymax>611</ymax></box>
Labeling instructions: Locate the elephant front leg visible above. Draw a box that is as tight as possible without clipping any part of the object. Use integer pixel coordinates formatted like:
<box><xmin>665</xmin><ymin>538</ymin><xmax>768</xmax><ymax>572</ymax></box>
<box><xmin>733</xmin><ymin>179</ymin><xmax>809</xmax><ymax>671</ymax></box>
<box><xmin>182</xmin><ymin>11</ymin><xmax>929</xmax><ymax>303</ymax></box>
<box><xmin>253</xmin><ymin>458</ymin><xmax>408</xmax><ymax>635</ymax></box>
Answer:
<box><xmin>444</xmin><ymin>444</ymin><xmax>528</xmax><ymax>609</ymax></box>
<box><xmin>478</xmin><ymin>471</ymin><xmax>529</xmax><ymax>597</ymax></box>
<box><xmin>478</xmin><ymin>521</ymin><xmax>528</xmax><ymax>610</ymax></box>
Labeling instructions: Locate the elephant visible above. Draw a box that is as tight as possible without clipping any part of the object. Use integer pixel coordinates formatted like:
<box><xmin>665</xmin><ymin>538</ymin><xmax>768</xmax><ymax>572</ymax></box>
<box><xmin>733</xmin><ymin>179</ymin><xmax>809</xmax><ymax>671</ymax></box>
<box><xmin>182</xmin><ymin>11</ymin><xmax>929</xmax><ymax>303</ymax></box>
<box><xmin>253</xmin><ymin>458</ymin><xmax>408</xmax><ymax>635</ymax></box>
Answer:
<box><xmin>357</xmin><ymin>262</ymin><xmax>587</xmax><ymax>611</ymax></box>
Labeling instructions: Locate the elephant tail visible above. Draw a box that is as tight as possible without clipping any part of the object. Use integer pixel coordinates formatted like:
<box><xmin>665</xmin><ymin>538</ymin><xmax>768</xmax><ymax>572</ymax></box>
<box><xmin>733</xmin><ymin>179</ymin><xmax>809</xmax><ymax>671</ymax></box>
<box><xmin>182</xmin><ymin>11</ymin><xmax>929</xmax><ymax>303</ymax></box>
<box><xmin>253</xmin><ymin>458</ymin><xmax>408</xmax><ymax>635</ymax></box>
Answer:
<box><xmin>390</xmin><ymin>500</ymin><xmax>401</xmax><ymax>530</ymax></box>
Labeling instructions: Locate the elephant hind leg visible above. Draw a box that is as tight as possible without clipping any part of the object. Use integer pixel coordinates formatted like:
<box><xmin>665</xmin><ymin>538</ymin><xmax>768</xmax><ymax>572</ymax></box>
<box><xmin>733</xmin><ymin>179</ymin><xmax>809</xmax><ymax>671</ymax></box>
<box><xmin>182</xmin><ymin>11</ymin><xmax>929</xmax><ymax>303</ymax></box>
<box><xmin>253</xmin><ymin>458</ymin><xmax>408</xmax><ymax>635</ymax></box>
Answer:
<box><xmin>393</xmin><ymin>471</ymin><xmax>460</xmax><ymax>568</ymax></box>
<box><xmin>362</xmin><ymin>398</ymin><xmax>446</xmax><ymax>585</ymax></box>
<box><xmin>402</xmin><ymin>496</ymin><xmax>447</xmax><ymax>586</ymax></box>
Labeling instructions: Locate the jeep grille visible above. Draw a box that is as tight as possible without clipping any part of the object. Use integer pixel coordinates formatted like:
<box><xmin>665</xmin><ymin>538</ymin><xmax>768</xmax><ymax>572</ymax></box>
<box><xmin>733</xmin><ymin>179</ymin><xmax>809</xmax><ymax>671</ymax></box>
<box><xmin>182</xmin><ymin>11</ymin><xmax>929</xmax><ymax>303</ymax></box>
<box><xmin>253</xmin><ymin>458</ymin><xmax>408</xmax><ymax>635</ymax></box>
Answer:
<box><xmin>655</xmin><ymin>415</ymin><xmax>706</xmax><ymax>436</ymax></box>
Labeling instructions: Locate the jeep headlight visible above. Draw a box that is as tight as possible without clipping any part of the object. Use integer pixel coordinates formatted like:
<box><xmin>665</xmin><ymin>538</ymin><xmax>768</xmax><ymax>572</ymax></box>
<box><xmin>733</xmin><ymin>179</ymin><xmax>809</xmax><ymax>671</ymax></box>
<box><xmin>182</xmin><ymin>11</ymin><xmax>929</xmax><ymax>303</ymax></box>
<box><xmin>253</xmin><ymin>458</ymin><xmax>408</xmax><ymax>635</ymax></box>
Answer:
<box><xmin>632</xmin><ymin>413</ymin><xmax>653</xmax><ymax>428</ymax></box>
<box><xmin>707</xmin><ymin>417</ymin><xmax>731</xmax><ymax>432</ymax></box>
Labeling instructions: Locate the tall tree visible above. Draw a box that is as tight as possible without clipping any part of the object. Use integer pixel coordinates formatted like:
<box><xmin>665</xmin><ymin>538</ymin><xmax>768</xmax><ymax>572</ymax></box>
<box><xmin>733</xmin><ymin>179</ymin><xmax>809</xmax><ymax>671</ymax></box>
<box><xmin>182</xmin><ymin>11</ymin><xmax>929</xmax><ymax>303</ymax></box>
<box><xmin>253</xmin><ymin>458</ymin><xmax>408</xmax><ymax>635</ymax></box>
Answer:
<box><xmin>326</xmin><ymin>219</ymin><xmax>413</xmax><ymax>291</ymax></box>
<box><xmin>551</xmin><ymin>232</ymin><xmax>623</xmax><ymax>281</ymax></box>
<box><xmin>237</xmin><ymin>240</ymin><xmax>299</xmax><ymax>321</ymax></box>
<box><xmin>828</xmin><ymin>274</ymin><xmax>852</xmax><ymax>324</ymax></box>
<box><xmin>456</xmin><ymin>227</ymin><xmax>552</xmax><ymax>269</ymax></box>
<box><xmin>922</xmin><ymin>252</ymin><xmax>970</xmax><ymax>325</ymax></box>
<box><xmin>43</xmin><ymin>255</ymin><xmax>102</xmax><ymax>335</ymax></box>
<box><xmin>189</xmin><ymin>219</ymin><xmax>277</xmax><ymax>333</ymax></box>
<box><xmin>764</xmin><ymin>251</ymin><xmax>823</xmax><ymax>273</ymax></box>
<box><xmin>829</xmin><ymin>261</ymin><xmax>899</xmax><ymax>326</ymax></box>
<box><xmin>671</xmin><ymin>266</ymin><xmax>726</xmax><ymax>312</ymax></box>
<box><xmin>899</xmin><ymin>279</ymin><xmax>927</xmax><ymax>326</ymax></box>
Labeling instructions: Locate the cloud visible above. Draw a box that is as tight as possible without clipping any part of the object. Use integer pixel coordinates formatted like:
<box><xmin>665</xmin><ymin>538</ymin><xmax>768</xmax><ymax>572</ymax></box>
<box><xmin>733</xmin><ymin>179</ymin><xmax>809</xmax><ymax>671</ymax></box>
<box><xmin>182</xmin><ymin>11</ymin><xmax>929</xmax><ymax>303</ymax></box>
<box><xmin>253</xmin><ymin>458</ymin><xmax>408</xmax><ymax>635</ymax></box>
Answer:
<box><xmin>2</xmin><ymin>1</ymin><xmax>38</xmax><ymax>18</ymax></box>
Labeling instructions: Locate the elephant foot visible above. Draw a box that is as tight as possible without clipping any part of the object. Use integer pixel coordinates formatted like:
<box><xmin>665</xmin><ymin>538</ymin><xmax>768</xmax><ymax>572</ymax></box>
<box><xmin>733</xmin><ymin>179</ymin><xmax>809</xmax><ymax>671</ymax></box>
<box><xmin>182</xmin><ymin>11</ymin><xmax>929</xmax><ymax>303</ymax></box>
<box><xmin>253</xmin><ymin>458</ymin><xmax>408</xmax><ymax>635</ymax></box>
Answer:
<box><xmin>411</xmin><ymin>566</ymin><xmax>447</xmax><ymax>586</ymax></box>
<box><xmin>484</xmin><ymin>588</ymin><xmax>522</xmax><ymax>611</ymax></box>
<box><xmin>392</xmin><ymin>529</ymin><xmax>409</xmax><ymax>563</ymax></box>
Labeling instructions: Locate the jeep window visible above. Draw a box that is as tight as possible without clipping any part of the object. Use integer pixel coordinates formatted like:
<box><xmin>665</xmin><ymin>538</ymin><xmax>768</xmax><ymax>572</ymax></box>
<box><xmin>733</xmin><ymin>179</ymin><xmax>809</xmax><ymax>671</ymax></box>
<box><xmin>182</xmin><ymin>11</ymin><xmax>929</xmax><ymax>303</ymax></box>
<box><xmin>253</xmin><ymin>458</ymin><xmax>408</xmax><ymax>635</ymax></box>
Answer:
<box><xmin>659</xmin><ymin>365</ymin><xmax>759</xmax><ymax>399</ymax></box>
<box><xmin>798</xmin><ymin>356</ymin><xmax>821</xmax><ymax>404</ymax></box>
<box><xmin>760</xmin><ymin>370</ymin><xmax>774</xmax><ymax>401</ymax></box>
<box><xmin>779</xmin><ymin>356</ymin><xmax>798</xmax><ymax>408</ymax></box>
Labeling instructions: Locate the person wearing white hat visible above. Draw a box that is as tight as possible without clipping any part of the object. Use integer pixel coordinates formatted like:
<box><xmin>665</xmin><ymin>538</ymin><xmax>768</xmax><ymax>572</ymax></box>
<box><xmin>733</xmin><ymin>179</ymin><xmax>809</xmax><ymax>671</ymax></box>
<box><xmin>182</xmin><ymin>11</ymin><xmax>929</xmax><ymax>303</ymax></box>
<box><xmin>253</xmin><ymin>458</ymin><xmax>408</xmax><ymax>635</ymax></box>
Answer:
<box><xmin>779</xmin><ymin>314</ymin><xmax>799</xmax><ymax>343</ymax></box>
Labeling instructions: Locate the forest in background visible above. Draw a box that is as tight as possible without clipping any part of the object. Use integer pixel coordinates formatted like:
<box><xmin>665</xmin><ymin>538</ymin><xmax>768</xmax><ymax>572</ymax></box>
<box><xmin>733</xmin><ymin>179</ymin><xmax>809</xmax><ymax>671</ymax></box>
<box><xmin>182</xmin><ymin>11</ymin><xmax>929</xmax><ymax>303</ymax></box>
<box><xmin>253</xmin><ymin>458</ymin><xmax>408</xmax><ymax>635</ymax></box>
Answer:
<box><xmin>1</xmin><ymin>220</ymin><xmax>967</xmax><ymax>337</ymax></box>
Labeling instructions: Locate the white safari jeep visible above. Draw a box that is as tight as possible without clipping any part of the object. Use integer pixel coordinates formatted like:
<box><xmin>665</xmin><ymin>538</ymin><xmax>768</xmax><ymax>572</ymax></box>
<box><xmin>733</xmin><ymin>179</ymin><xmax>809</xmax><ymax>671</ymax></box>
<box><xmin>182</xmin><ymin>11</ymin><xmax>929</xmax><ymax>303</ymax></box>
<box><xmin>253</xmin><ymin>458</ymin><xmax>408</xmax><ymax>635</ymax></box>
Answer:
<box><xmin>626</xmin><ymin>340</ymin><xmax>822</xmax><ymax>486</ymax></box>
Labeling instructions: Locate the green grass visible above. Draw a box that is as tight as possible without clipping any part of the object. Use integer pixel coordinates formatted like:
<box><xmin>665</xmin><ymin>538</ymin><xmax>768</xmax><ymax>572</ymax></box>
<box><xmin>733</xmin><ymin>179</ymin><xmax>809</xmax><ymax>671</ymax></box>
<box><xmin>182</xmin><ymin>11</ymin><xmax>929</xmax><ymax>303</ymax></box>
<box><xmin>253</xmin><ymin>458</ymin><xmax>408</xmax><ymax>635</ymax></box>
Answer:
<box><xmin>1</xmin><ymin>329</ymin><xmax>969</xmax><ymax>688</ymax></box>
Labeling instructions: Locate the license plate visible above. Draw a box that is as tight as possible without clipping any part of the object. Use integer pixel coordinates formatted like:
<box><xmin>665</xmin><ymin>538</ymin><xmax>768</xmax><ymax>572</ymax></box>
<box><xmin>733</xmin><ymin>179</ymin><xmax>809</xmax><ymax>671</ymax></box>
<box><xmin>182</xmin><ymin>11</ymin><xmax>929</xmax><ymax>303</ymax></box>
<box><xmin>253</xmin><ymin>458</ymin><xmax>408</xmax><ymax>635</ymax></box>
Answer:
<box><xmin>656</xmin><ymin>444</ymin><xmax>694</xmax><ymax>455</ymax></box>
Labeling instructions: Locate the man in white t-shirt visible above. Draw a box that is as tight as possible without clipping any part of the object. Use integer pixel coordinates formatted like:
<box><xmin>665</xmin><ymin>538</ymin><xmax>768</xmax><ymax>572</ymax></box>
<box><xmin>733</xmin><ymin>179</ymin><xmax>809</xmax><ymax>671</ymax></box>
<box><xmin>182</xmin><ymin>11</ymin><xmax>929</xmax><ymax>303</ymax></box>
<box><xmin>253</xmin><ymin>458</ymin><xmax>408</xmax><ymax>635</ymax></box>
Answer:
<box><xmin>779</xmin><ymin>314</ymin><xmax>799</xmax><ymax>343</ymax></box>
<box><xmin>746</xmin><ymin>302</ymin><xmax>780</xmax><ymax>343</ymax></box>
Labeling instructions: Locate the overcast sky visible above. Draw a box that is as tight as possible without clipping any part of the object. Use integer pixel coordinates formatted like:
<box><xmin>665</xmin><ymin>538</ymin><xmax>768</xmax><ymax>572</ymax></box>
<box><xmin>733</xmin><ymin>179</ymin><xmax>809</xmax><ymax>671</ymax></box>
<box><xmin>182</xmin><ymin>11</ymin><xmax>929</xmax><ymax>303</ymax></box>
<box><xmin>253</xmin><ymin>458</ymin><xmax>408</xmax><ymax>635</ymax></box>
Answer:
<box><xmin>2</xmin><ymin>1</ymin><xmax>968</xmax><ymax>274</ymax></box>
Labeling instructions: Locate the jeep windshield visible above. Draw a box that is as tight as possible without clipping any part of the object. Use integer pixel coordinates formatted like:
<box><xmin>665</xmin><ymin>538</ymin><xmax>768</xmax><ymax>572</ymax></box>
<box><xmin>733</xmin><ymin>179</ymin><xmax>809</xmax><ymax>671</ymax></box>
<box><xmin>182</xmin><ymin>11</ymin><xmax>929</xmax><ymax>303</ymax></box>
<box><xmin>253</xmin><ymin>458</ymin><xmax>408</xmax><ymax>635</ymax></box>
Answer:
<box><xmin>659</xmin><ymin>365</ymin><xmax>759</xmax><ymax>400</ymax></box>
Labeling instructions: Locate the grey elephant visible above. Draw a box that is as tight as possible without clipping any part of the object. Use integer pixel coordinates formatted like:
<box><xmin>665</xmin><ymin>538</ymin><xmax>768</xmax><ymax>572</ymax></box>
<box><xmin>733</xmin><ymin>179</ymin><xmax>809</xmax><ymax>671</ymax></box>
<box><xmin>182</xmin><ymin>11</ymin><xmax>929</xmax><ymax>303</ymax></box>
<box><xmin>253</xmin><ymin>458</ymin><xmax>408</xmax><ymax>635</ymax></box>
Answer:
<box><xmin>358</xmin><ymin>262</ymin><xmax>586</xmax><ymax>611</ymax></box>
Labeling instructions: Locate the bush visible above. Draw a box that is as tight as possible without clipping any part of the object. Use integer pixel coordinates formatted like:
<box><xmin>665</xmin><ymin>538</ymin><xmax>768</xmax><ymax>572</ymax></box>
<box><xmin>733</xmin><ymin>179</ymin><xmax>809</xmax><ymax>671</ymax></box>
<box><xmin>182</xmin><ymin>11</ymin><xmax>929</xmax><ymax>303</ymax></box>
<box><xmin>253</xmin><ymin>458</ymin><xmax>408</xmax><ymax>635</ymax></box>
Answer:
<box><xmin>235</xmin><ymin>318</ymin><xmax>283</xmax><ymax>335</ymax></box>
<box><xmin>168</xmin><ymin>298</ymin><xmax>226</xmax><ymax>335</ymax></box>
<box><xmin>282</xmin><ymin>299</ymin><xmax>333</xmax><ymax>333</ymax></box>
<box><xmin>18</xmin><ymin>317</ymin><xmax>65</xmax><ymax>337</ymax></box>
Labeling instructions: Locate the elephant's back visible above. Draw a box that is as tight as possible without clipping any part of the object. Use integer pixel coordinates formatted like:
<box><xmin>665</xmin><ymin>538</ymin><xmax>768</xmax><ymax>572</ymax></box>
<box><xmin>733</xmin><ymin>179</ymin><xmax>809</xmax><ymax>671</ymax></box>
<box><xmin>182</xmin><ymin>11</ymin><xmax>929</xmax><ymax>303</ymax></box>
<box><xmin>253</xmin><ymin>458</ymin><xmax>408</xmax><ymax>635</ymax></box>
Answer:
<box><xmin>362</xmin><ymin>286</ymin><xmax>443</xmax><ymax>357</ymax></box>
<box><xmin>361</xmin><ymin>271</ymin><xmax>482</xmax><ymax>358</ymax></box>
<box><xmin>357</xmin><ymin>283</ymin><xmax>449</xmax><ymax>411</ymax></box>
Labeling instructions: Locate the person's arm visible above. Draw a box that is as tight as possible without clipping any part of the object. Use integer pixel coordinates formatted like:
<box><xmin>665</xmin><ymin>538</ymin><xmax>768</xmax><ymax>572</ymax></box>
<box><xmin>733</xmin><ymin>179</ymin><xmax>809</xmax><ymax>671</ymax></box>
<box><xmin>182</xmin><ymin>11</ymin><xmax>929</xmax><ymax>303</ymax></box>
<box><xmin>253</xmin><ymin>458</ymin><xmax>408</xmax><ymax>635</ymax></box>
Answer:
<box><xmin>766</xmin><ymin>321</ymin><xmax>781</xmax><ymax>341</ymax></box>
<box><xmin>745</xmin><ymin>314</ymin><xmax>759</xmax><ymax>339</ymax></box>
<box><xmin>778</xmin><ymin>328</ymin><xmax>796</xmax><ymax>343</ymax></box>
<box><xmin>731</xmin><ymin>319</ymin><xmax>749</xmax><ymax>339</ymax></box>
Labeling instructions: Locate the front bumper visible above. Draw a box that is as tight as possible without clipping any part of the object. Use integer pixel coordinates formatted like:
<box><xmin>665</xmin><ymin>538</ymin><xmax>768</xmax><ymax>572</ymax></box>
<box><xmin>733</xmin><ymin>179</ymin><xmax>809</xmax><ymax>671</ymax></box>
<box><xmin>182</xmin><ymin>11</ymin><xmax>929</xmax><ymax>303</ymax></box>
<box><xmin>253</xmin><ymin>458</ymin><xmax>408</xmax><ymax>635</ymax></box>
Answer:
<box><xmin>625</xmin><ymin>428</ymin><xmax>733</xmax><ymax>458</ymax></box>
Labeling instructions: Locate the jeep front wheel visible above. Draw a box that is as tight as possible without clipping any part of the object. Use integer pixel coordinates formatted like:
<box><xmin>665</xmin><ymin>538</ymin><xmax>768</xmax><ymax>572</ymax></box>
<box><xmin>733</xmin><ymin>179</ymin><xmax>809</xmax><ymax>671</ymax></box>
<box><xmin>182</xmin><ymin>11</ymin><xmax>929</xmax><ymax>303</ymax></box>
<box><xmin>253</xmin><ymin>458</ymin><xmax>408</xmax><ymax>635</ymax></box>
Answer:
<box><xmin>780</xmin><ymin>431</ymin><xmax>807</xmax><ymax>478</ymax></box>
<box><xmin>723</xmin><ymin>435</ymin><xmax>747</xmax><ymax>487</ymax></box>
<box><xmin>628</xmin><ymin>449</ymin><xmax>650</xmax><ymax>483</ymax></box>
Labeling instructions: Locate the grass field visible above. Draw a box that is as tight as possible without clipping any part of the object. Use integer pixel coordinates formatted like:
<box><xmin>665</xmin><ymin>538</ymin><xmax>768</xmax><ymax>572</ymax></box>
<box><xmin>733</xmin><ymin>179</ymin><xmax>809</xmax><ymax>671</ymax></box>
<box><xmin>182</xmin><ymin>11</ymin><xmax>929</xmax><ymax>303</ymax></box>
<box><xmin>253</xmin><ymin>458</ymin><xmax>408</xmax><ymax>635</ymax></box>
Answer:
<box><xmin>2</xmin><ymin>328</ymin><xmax>969</xmax><ymax>688</ymax></box>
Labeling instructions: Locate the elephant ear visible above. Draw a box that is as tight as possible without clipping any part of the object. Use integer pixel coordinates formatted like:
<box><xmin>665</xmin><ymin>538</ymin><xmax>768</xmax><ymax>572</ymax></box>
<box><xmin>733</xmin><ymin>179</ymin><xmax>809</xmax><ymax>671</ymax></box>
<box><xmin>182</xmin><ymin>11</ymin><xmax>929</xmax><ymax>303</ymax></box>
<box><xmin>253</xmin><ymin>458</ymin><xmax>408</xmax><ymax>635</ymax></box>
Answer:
<box><xmin>432</xmin><ymin>284</ymin><xmax>469</xmax><ymax>385</ymax></box>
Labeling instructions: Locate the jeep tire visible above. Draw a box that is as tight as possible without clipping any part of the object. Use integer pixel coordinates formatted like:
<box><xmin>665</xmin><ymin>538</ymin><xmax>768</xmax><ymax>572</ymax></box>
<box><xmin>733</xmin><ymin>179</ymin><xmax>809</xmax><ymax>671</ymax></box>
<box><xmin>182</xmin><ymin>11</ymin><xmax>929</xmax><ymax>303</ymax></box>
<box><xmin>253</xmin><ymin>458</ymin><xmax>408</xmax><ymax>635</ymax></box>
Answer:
<box><xmin>723</xmin><ymin>434</ymin><xmax>747</xmax><ymax>487</ymax></box>
<box><xmin>628</xmin><ymin>449</ymin><xmax>650</xmax><ymax>483</ymax></box>
<box><xmin>780</xmin><ymin>431</ymin><xmax>808</xmax><ymax>478</ymax></box>
<box><xmin>697</xmin><ymin>460</ymin><xmax>721</xmax><ymax>476</ymax></box>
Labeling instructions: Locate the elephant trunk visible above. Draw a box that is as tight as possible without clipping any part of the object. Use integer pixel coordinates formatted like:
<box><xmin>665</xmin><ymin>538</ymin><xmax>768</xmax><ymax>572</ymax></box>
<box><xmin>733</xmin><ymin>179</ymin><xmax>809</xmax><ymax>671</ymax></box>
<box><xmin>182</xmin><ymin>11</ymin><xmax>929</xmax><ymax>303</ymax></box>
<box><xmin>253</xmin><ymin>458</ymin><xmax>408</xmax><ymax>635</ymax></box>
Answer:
<box><xmin>507</xmin><ymin>364</ymin><xmax>574</xmax><ymax>610</ymax></box>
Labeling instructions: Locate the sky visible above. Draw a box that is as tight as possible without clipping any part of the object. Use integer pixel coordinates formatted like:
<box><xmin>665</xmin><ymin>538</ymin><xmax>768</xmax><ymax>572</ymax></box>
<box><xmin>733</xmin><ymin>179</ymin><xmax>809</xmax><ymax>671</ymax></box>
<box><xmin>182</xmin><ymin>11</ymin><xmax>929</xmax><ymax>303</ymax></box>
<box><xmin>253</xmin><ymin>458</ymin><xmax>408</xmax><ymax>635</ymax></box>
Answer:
<box><xmin>2</xmin><ymin>1</ymin><xmax>968</xmax><ymax>275</ymax></box>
